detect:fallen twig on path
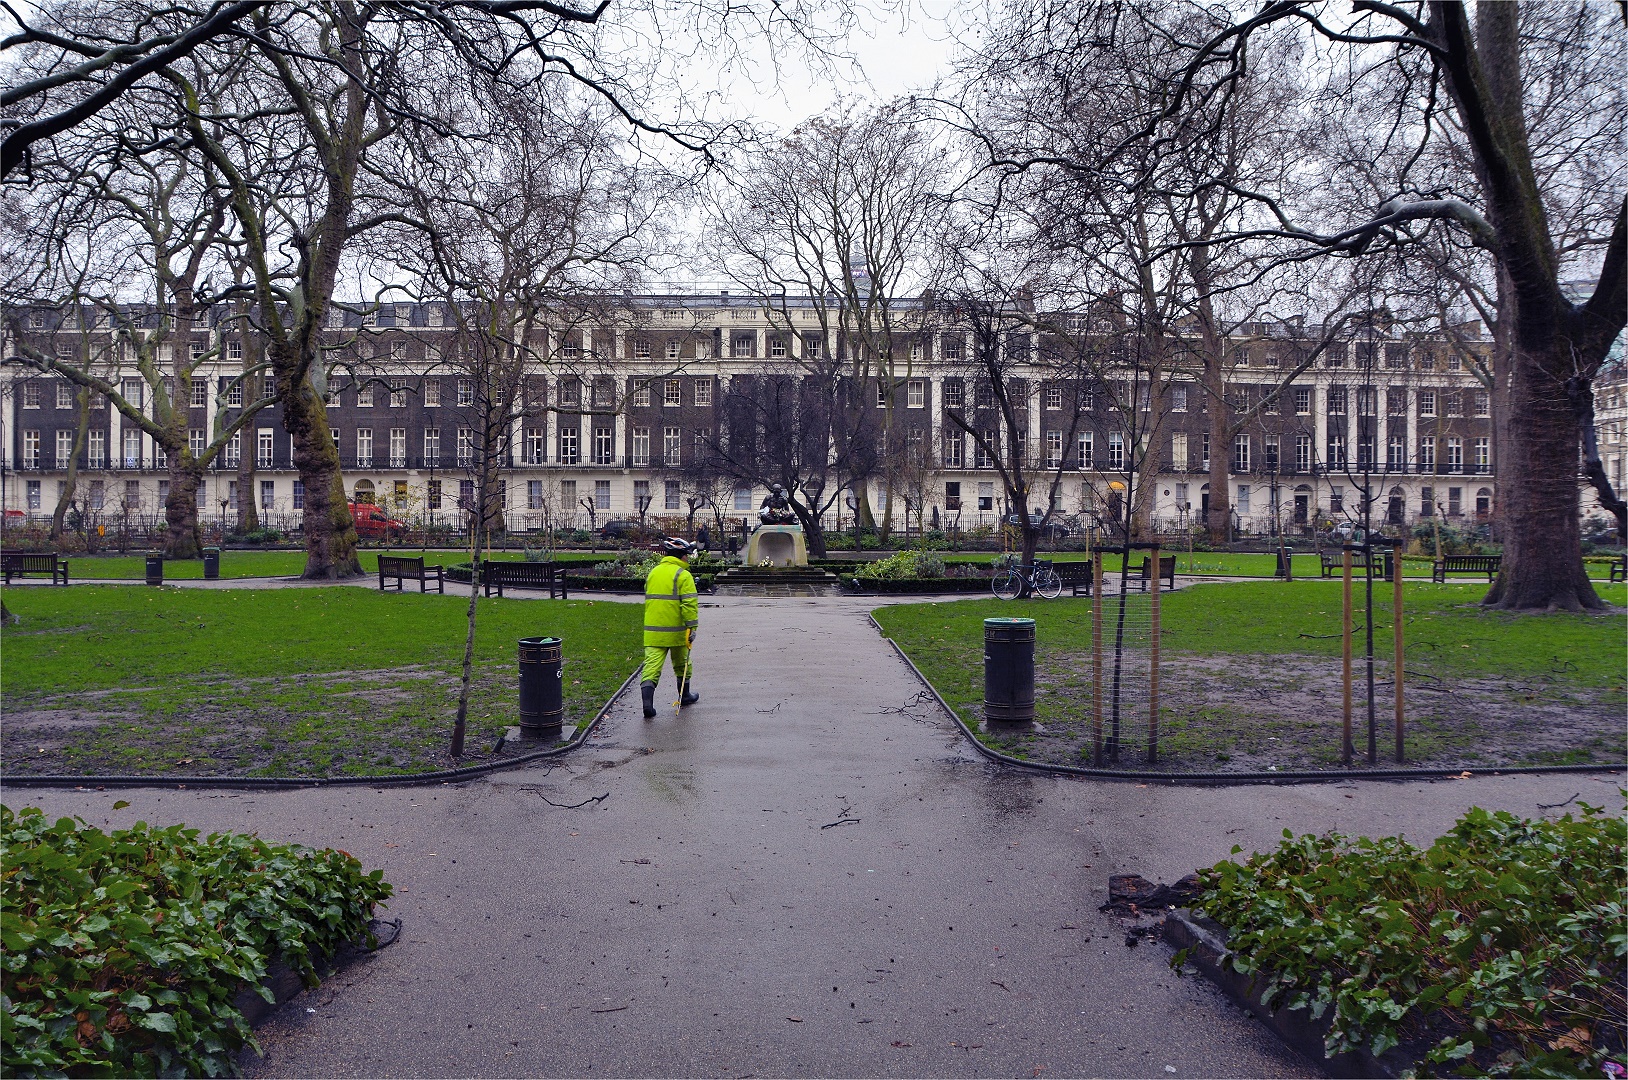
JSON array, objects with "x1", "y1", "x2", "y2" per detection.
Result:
[{"x1": 541, "y1": 792, "x2": 610, "y2": 809}]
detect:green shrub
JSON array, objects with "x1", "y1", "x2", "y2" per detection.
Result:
[
  {"x1": 1186, "y1": 803, "x2": 1626, "y2": 1076},
  {"x1": 856, "y1": 550, "x2": 946, "y2": 580},
  {"x1": 2, "y1": 805, "x2": 392, "y2": 1077}
]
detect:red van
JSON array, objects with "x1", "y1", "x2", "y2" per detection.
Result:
[{"x1": 348, "y1": 502, "x2": 408, "y2": 540}]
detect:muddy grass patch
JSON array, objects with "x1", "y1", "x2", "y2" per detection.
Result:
[{"x1": 968, "y1": 653, "x2": 1626, "y2": 773}]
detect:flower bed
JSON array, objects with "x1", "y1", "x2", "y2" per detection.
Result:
[
  {"x1": 1, "y1": 805, "x2": 391, "y2": 1076},
  {"x1": 1181, "y1": 803, "x2": 1626, "y2": 1076}
]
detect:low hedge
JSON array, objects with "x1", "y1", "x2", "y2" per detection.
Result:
[
  {"x1": 1, "y1": 805, "x2": 392, "y2": 1077},
  {"x1": 841, "y1": 575, "x2": 993, "y2": 594},
  {"x1": 1184, "y1": 803, "x2": 1626, "y2": 1077}
]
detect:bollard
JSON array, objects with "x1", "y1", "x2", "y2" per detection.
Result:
[
  {"x1": 518, "y1": 636, "x2": 564, "y2": 739},
  {"x1": 983, "y1": 617, "x2": 1036, "y2": 725},
  {"x1": 145, "y1": 553, "x2": 163, "y2": 586},
  {"x1": 202, "y1": 548, "x2": 220, "y2": 580}
]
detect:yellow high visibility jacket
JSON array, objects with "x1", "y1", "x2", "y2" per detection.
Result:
[{"x1": 643, "y1": 556, "x2": 699, "y2": 647}]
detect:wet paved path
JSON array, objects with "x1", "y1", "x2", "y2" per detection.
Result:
[{"x1": 13, "y1": 592, "x2": 1620, "y2": 1078}]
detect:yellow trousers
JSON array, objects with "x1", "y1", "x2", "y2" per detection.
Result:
[{"x1": 642, "y1": 645, "x2": 691, "y2": 686}]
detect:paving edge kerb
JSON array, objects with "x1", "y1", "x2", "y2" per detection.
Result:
[
  {"x1": 869, "y1": 613, "x2": 1628, "y2": 787},
  {"x1": 0, "y1": 668, "x2": 641, "y2": 791}
]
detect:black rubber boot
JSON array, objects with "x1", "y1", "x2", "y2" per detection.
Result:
[
  {"x1": 640, "y1": 682, "x2": 658, "y2": 718},
  {"x1": 677, "y1": 678, "x2": 699, "y2": 707}
]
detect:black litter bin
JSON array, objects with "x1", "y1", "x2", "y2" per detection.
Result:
[
  {"x1": 145, "y1": 553, "x2": 164, "y2": 586},
  {"x1": 983, "y1": 617, "x2": 1036, "y2": 723},
  {"x1": 203, "y1": 548, "x2": 221, "y2": 580},
  {"x1": 518, "y1": 636, "x2": 564, "y2": 738}
]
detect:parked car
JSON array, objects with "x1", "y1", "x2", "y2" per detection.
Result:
[
  {"x1": 1003, "y1": 513, "x2": 1071, "y2": 542},
  {"x1": 348, "y1": 502, "x2": 408, "y2": 540}
]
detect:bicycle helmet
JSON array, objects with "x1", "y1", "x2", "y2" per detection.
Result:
[{"x1": 659, "y1": 536, "x2": 697, "y2": 557}]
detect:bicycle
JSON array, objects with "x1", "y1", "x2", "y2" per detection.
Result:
[{"x1": 991, "y1": 559, "x2": 1062, "y2": 600}]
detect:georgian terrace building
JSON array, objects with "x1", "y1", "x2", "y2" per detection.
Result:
[{"x1": 2, "y1": 295, "x2": 1496, "y2": 538}]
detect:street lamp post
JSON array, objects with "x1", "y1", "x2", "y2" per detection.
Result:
[{"x1": 219, "y1": 497, "x2": 229, "y2": 541}]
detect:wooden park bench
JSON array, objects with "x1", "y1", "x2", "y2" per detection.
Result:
[
  {"x1": 1432, "y1": 554, "x2": 1502, "y2": 582},
  {"x1": 1132, "y1": 555, "x2": 1176, "y2": 592},
  {"x1": 1053, "y1": 561, "x2": 1095, "y2": 597},
  {"x1": 1610, "y1": 554, "x2": 1626, "y2": 583},
  {"x1": 1319, "y1": 551, "x2": 1377, "y2": 578},
  {"x1": 2, "y1": 551, "x2": 69, "y2": 585},
  {"x1": 377, "y1": 554, "x2": 444, "y2": 594},
  {"x1": 481, "y1": 561, "x2": 568, "y2": 599}
]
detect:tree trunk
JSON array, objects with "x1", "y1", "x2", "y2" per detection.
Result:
[
  {"x1": 163, "y1": 460, "x2": 206, "y2": 559},
  {"x1": 279, "y1": 368, "x2": 361, "y2": 579},
  {"x1": 1206, "y1": 365, "x2": 1231, "y2": 543},
  {"x1": 1482, "y1": 344, "x2": 1602, "y2": 610},
  {"x1": 50, "y1": 388, "x2": 92, "y2": 542}
]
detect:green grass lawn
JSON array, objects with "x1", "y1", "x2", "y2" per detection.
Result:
[
  {"x1": 0, "y1": 586, "x2": 640, "y2": 777},
  {"x1": 864, "y1": 549, "x2": 1622, "y2": 579},
  {"x1": 62, "y1": 548, "x2": 617, "y2": 579},
  {"x1": 874, "y1": 580, "x2": 1628, "y2": 773}
]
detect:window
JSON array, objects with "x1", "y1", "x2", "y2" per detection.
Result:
[
  {"x1": 25, "y1": 479, "x2": 40, "y2": 509},
  {"x1": 632, "y1": 383, "x2": 651, "y2": 407},
  {"x1": 664, "y1": 426, "x2": 681, "y2": 466},
  {"x1": 633, "y1": 338, "x2": 651, "y2": 360},
  {"x1": 1444, "y1": 391, "x2": 1463, "y2": 417},
  {"x1": 123, "y1": 428, "x2": 142, "y2": 468},
  {"x1": 633, "y1": 479, "x2": 650, "y2": 509},
  {"x1": 1385, "y1": 344, "x2": 1409, "y2": 369},
  {"x1": 632, "y1": 426, "x2": 650, "y2": 466},
  {"x1": 1172, "y1": 432, "x2": 1187, "y2": 470},
  {"x1": 1476, "y1": 487, "x2": 1492, "y2": 517},
  {"x1": 1237, "y1": 484, "x2": 1251, "y2": 515},
  {"x1": 422, "y1": 379, "x2": 440, "y2": 407},
  {"x1": 977, "y1": 431, "x2": 995, "y2": 469},
  {"x1": 734, "y1": 486, "x2": 752, "y2": 511},
  {"x1": 1264, "y1": 433, "x2": 1280, "y2": 471},
  {"x1": 51, "y1": 381, "x2": 72, "y2": 410},
  {"x1": 1419, "y1": 436, "x2": 1435, "y2": 471},
  {"x1": 1388, "y1": 435, "x2": 1406, "y2": 468},
  {"x1": 592, "y1": 381, "x2": 614, "y2": 409},
  {"x1": 528, "y1": 480, "x2": 544, "y2": 510},
  {"x1": 560, "y1": 335, "x2": 579, "y2": 359},
  {"x1": 593, "y1": 426, "x2": 614, "y2": 465},
  {"x1": 1045, "y1": 430, "x2": 1062, "y2": 468},
  {"x1": 665, "y1": 480, "x2": 681, "y2": 511},
  {"x1": 121, "y1": 378, "x2": 144, "y2": 408},
  {"x1": 943, "y1": 432, "x2": 964, "y2": 468},
  {"x1": 769, "y1": 335, "x2": 786, "y2": 358},
  {"x1": 1418, "y1": 390, "x2": 1436, "y2": 417},
  {"x1": 1294, "y1": 387, "x2": 1312, "y2": 415},
  {"x1": 1172, "y1": 385, "x2": 1187, "y2": 413},
  {"x1": 457, "y1": 379, "x2": 474, "y2": 407},
  {"x1": 1448, "y1": 486, "x2": 1462, "y2": 515},
  {"x1": 456, "y1": 427, "x2": 474, "y2": 466},
  {"x1": 802, "y1": 333, "x2": 823, "y2": 359},
  {"x1": 1447, "y1": 352, "x2": 1463, "y2": 372},
  {"x1": 559, "y1": 426, "x2": 579, "y2": 464},
  {"x1": 595, "y1": 480, "x2": 611, "y2": 509},
  {"x1": 943, "y1": 379, "x2": 964, "y2": 408},
  {"x1": 1107, "y1": 432, "x2": 1125, "y2": 471},
  {"x1": 1330, "y1": 485, "x2": 1343, "y2": 513},
  {"x1": 226, "y1": 381, "x2": 242, "y2": 407},
  {"x1": 154, "y1": 445, "x2": 167, "y2": 470},
  {"x1": 389, "y1": 427, "x2": 405, "y2": 468},
  {"x1": 1174, "y1": 482, "x2": 1189, "y2": 509},
  {"x1": 1387, "y1": 388, "x2": 1406, "y2": 416},
  {"x1": 423, "y1": 427, "x2": 441, "y2": 465},
  {"x1": 1357, "y1": 387, "x2": 1376, "y2": 416},
  {"x1": 260, "y1": 480, "x2": 274, "y2": 510},
  {"x1": 22, "y1": 430, "x2": 40, "y2": 468},
  {"x1": 1232, "y1": 434, "x2": 1250, "y2": 472},
  {"x1": 459, "y1": 479, "x2": 474, "y2": 509},
  {"x1": 389, "y1": 380, "x2": 407, "y2": 408},
  {"x1": 1078, "y1": 431, "x2": 1096, "y2": 469},
  {"x1": 1296, "y1": 434, "x2": 1312, "y2": 471},
  {"x1": 325, "y1": 383, "x2": 342, "y2": 408},
  {"x1": 525, "y1": 428, "x2": 545, "y2": 465},
  {"x1": 1045, "y1": 386, "x2": 1062, "y2": 410},
  {"x1": 558, "y1": 379, "x2": 580, "y2": 407},
  {"x1": 1201, "y1": 432, "x2": 1211, "y2": 470},
  {"x1": 731, "y1": 333, "x2": 754, "y2": 358},
  {"x1": 188, "y1": 378, "x2": 207, "y2": 408},
  {"x1": 89, "y1": 479, "x2": 104, "y2": 510},
  {"x1": 291, "y1": 479, "x2": 305, "y2": 509},
  {"x1": 1446, "y1": 436, "x2": 1463, "y2": 471},
  {"x1": 665, "y1": 340, "x2": 681, "y2": 362},
  {"x1": 1473, "y1": 390, "x2": 1490, "y2": 417},
  {"x1": 158, "y1": 479, "x2": 169, "y2": 504},
  {"x1": 227, "y1": 338, "x2": 243, "y2": 362},
  {"x1": 876, "y1": 381, "x2": 889, "y2": 408},
  {"x1": 664, "y1": 379, "x2": 681, "y2": 407},
  {"x1": 908, "y1": 380, "x2": 925, "y2": 409},
  {"x1": 1325, "y1": 343, "x2": 1347, "y2": 367},
  {"x1": 945, "y1": 481, "x2": 961, "y2": 511},
  {"x1": 693, "y1": 379, "x2": 712, "y2": 407},
  {"x1": 1357, "y1": 435, "x2": 1375, "y2": 468},
  {"x1": 978, "y1": 482, "x2": 994, "y2": 511},
  {"x1": 693, "y1": 429, "x2": 710, "y2": 460},
  {"x1": 88, "y1": 430, "x2": 105, "y2": 468},
  {"x1": 1327, "y1": 386, "x2": 1347, "y2": 415},
  {"x1": 1474, "y1": 437, "x2": 1490, "y2": 470},
  {"x1": 258, "y1": 428, "x2": 275, "y2": 468},
  {"x1": 975, "y1": 382, "x2": 994, "y2": 409},
  {"x1": 1328, "y1": 432, "x2": 1346, "y2": 469},
  {"x1": 355, "y1": 428, "x2": 373, "y2": 467},
  {"x1": 52, "y1": 429, "x2": 71, "y2": 468},
  {"x1": 943, "y1": 335, "x2": 962, "y2": 361}
]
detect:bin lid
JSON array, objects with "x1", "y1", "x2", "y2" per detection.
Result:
[
  {"x1": 984, "y1": 617, "x2": 1036, "y2": 628},
  {"x1": 519, "y1": 636, "x2": 562, "y2": 646}
]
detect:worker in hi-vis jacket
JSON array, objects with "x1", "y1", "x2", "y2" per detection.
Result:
[{"x1": 641, "y1": 536, "x2": 700, "y2": 718}]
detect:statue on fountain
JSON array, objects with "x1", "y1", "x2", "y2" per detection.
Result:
[{"x1": 757, "y1": 484, "x2": 798, "y2": 526}]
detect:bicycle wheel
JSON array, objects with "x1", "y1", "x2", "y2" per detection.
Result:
[
  {"x1": 1034, "y1": 566, "x2": 1063, "y2": 599},
  {"x1": 992, "y1": 571, "x2": 1023, "y2": 600}
]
